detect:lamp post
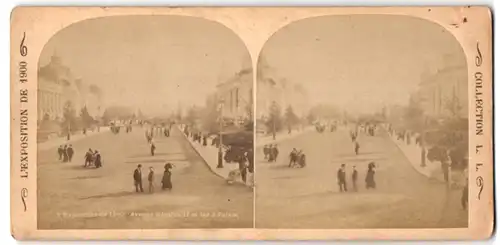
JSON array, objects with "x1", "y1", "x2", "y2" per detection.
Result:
[{"x1": 217, "y1": 99, "x2": 224, "y2": 168}]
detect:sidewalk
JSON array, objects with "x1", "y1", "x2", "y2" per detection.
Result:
[
  {"x1": 256, "y1": 126, "x2": 315, "y2": 148},
  {"x1": 382, "y1": 125, "x2": 447, "y2": 183},
  {"x1": 176, "y1": 126, "x2": 249, "y2": 186},
  {"x1": 38, "y1": 127, "x2": 110, "y2": 151}
]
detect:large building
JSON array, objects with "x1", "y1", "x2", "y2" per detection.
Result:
[
  {"x1": 257, "y1": 75, "x2": 309, "y2": 120},
  {"x1": 38, "y1": 55, "x2": 103, "y2": 122},
  {"x1": 38, "y1": 55, "x2": 81, "y2": 121},
  {"x1": 216, "y1": 68, "x2": 253, "y2": 125},
  {"x1": 416, "y1": 60, "x2": 468, "y2": 119}
]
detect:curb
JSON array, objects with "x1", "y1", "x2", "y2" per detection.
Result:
[
  {"x1": 382, "y1": 128, "x2": 444, "y2": 182},
  {"x1": 175, "y1": 126, "x2": 247, "y2": 186}
]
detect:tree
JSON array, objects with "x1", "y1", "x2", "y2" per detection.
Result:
[
  {"x1": 265, "y1": 101, "x2": 282, "y2": 139},
  {"x1": 284, "y1": 105, "x2": 299, "y2": 133},
  {"x1": 201, "y1": 104, "x2": 219, "y2": 134},
  {"x1": 243, "y1": 104, "x2": 253, "y2": 131},
  {"x1": 80, "y1": 106, "x2": 94, "y2": 129},
  {"x1": 62, "y1": 101, "x2": 77, "y2": 136},
  {"x1": 403, "y1": 95, "x2": 425, "y2": 133},
  {"x1": 185, "y1": 106, "x2": 199, "y2": 127}
]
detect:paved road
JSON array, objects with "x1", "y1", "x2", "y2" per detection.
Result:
[
  {"x1": 255, "y1": 126, "x2": 467, "y2": 229},
  {"x1": 38, "y1": 126, "x2": 253, "y2": 229}
]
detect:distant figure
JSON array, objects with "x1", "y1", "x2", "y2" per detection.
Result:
[
  {"x1": 337, "y1": 164, "x2": 347, "y2": 192},
  {"x1": 365, "y1": 162, "x2": 376, "y2": 189},
  {"x1": 461, "y1": 178, "x2": 468, "y2": 210},
  {"x1": 271, "y1": 144, "x2": 279, "y2": 162},
  {"x1": 67, "y1": 144, "x2": 74, "y2": 162},
  {"x1": 203, "y1": 135, "x2": 207, "y2": 146},
  {"x1": 289, "y1": 148, "x2": 298, "y2": 167},
  {"x1": 84, "y1": 148, "x2": 93, "y2": 167},
  {"x1": 57, "y1": 145, "x2": 64, "y2": 160},
  {"x1": 238, "y1": 156, "x2": 248, "y2": 183},
  {"x1": 441, "y1": 161, "x2": 450, "y2": 183},
  {"x1": 62, "y1": 145, "x2": 69, "y2": 162},
  {"x1": 148, "y1": 167, "x2": 155, "y2": 193},
  {"x1": 94, "y1": 150, "x2": 102, "y2": 168},
  {"x1": 263, "y1": 145, "x2": 270, "y2": 160},
  {"x1": 133, "y1": 164, "x2": 144, "y2": 193},
  {"x1": 297, "y1": 151, "x2": 306, "y2": 168},
  {"x1": 246, "y1": 150, "x2": 254, "y2": 174},
  {"x1": 162, "y1": 163, "x2": 173, "y2": 191},
  {"x1": 150, "y1": 142, "x2": 156, "y2": 156},
  {"x1": 352, "y1": 166, "x2": 358, "y2": 192},
  {"x1": 354, "y1": 141, "x2": 360, "y2": 155}
]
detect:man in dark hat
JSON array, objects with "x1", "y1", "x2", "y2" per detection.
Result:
[
  {"x1": 337, "y1": 164, "x2": 347, "y2": 192},
  {"x1": 133, "y1": 164, "x2": 144, "y2": 193},
  {"x1": 57, "y1": 145, "x2": 64, "y2": 161},
  {"x1": 67, "y1": 144, "x2": 74, "y2": 162}
]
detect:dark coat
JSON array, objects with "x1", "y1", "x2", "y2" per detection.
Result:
[
  {"x1": 134, "y1": 169, "x2": 142, "y2": 182},
  {"x1": 337, "y1": 168, "x2": 346, "y2": 183},
  {"x1": 162, "y1": 171, "x2": 172, "y2": 189}
]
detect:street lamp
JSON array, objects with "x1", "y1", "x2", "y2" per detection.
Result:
[{"x1": 217, "y1": 99, "x2": 224, "y2": 168}]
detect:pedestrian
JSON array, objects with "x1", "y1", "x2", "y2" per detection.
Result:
[
  {"x1": 441, "y1": 161, "x2": 450, "y2": 184},
  {"x1": 57, "y1": 145, "x2": 64, "y2": 160},
  {"x1": 162, "y1": 163, "x2": 173, "y2": 191},
  {"x1": 272, "y1": 144, "x2": 279, "y2": 162},
  {"x1": 133, "y1": 164, "x2": 144, "y2": 193},
  {"x1": 354, "y1": 141, "x2": 360, "y2": 155},
  {"x1": 365, "y1": 162, "x2": 376, "y2": 189},
  {"x1": 148, "y1": 167, "x2": 155, "y2": 193},
  {"x1": 337, "y1": 164, "x2": 348, "y2": 192},
  {"x1": 289, "y1": 148, "x2": 298, "y2": 168},
  {"x1": 352, "y1": 165, "x2": 358, "y2": 192},
  {"x1": 150, "y1": 142, "x2": 156, "y2": 156},
  {"x1": 84, "y1": 148, "x2": 93, "y2": 167},
  {"x1": 67, "y1": 144, "x2": 74, "y2": 162},
  {"x1": 203, "y1": 135, "x2": 207, "y2": 146},
  {"x1": 94, "y1": 150, "x2": 102, "y2": 168},
  {"x1": 461, "y1": 178, "x2": 468, "y2": 210},
  {"x1": 62, "y1": 145, "x2": 69, "y2": 162},
  {"x1": 238, "y1": 156, "x2": 248, "y2": 183},
  {"x1": 263, "y1": 145, "x2": 270, "y2": 160},
  {"x1": 246, "y1": 150, "x2": 254, "y2": 174}
]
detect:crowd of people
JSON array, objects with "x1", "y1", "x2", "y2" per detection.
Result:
[
  {"x1": 133, "y1": 163, "x2": 174, "y2": 193},
  {"x1": 57, "y1": 144, "x2": 74, "y2": 162},
  {"x1": 263, "y1": 144, "x2": 279, "y2": 162},
  {"x1": 84, "y1": 148, "x2": 102, "y2": 168},
  {"x1": 336, "y1": 162, "x2": 376, "y2": 192}
]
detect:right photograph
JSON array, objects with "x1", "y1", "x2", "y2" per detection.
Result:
[{"x1": 255, "y1": 15, "x2": 469, "y2": 229}]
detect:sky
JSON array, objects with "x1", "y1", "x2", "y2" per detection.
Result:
[
  {"x1": 39, "y1": 15, "x2": 251, "y2": 116},
  {"x1": 259, "y1": 15, "x2": 467, "y2": 115}
]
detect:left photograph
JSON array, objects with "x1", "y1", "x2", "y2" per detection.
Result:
[{"x1": 36, "y1": 16, "x2": 254, "y2": 229}]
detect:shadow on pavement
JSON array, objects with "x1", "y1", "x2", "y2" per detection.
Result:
[
  {"x1": 70, "y1": 175, "x2": 103, "y2": 180},
  {"x1": 79, "y1": 191, "x2": 137, "y2": 200},
  {"x1": 127, "y1": 152, "x2": 183, "y2": 158}
]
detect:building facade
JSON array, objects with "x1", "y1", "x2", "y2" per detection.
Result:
[
  {"x1": 257, "y1": 76, "x2": 310, "y2": 120},
  {"x1": 416, "y1": 63, "x2": 468, "y2": 119},
  {"x1": 38, "y1": 55, "x2": 103, "y2": 122},
  {"x1": 216, "y1": 68, "x2": 253, "y2": 125},
  {"x1": 38, "y1": 55, "x2": 82, "y2": 122}
]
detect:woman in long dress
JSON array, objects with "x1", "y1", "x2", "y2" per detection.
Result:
[
  {"x1": 365, "y1": 162, "x2": 376, "y2": 189},
  {"x1": 162, "y1": 163, "x2": 173, "y2": 191}
]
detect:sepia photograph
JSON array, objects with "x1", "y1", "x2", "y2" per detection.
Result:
[
  {"x1": 256, "y1": 15, "x2": 469, "y2": 229},
  {"x1": 36, "y1": 15, "x2": 254, "y2": 229},
  {"x1": 10, "y1": 6, "x2": 493, "y2": 240}
]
